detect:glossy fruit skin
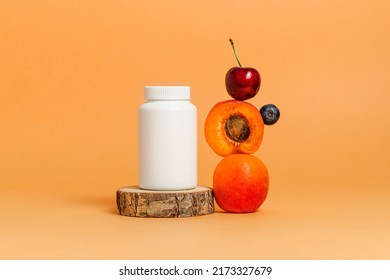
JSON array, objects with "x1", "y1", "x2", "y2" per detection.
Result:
[
  {"x1": 213, "y1": 154, "x2": 269, "y2": 213},
  {"x1": 225, "y1": 67, "x2": 261, "y2": 101},
  {"x1": 204, "y1": 100, "x2": 264, "y2": 157},
  {"x1": 260, "y1": 104, "x2": 280, "y2": 125}
]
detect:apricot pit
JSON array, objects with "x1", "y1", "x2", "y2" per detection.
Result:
[
  {"x1": 225, "y1": 115, "x2": 250, "y2": 143},
  {"x1": 204, "y1": 100, "x2": 264, "y2": 157}
]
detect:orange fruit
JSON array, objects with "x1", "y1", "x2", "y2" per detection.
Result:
[
  {"x1": 213, "y1": 154, "x2": 269, "y2": 213},
  {"x1": 204, "y1": 100, "x2": 264, "y2": 157}
]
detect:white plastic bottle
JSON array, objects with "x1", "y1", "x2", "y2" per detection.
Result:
[{"x1": 138, "y1": 86, "x2": 197, "y2": 191}]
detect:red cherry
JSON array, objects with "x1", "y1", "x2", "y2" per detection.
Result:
[
  {"x1": 226, "y1": 67, "x2": 261, "y2": 101},
  {"x1": 225, "y1": 39, "x2": 261, "y2": 101}
]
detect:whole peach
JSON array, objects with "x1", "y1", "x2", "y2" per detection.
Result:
[{"x1": 213, "y1": 154, "x2": 269, "y2": 213}]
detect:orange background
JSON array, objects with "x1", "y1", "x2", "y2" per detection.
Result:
[{"x1": 1, "y1": 0, "x2": 390, "y2": 259}]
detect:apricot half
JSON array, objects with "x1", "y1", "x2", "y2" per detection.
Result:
[{"x1": 204, "y1": 100, "x2": 264, "y2": 157}]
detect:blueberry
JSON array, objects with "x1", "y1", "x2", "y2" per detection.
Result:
[{"x1": 260, "y1": 104, "x2": 280, "y2": 125}]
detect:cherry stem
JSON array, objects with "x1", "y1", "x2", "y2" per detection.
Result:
[{"x1": 229, "y1": 38, "x2": 242, "y2": 67}]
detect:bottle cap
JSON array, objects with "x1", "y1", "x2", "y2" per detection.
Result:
[{"x1": 144, "y1": 86, "x2": 190, "y2": 100}]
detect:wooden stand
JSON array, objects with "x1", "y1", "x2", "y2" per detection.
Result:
[{"x1": 116, "y1": 186, "x2": 214, "y2": 218}]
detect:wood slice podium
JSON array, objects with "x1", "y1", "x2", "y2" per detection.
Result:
[{"x1": 116, "y1": 186, "x2": 214, "y2": 218}]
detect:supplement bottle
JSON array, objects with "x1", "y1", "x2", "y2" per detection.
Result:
[{"x1": 138, "y1": 86, "x2": 197, "y2": 190}]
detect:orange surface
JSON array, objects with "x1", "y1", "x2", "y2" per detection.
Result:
[{"x1": 1, "y1": 0, "x2": 390, "y2": 259}]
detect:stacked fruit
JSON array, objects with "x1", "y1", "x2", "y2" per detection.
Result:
[{"x1": 204, "y1": 39, "x2": 280, "y2": 213}]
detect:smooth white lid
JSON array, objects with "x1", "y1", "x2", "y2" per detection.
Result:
[{"x1": 144, "y1": 86, "x2": 190, "y2": 100}]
